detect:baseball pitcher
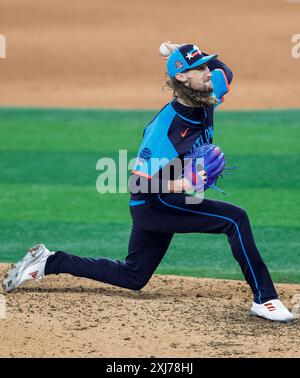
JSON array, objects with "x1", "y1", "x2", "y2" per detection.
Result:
[{"x1": 3, "y1": 42, "x2": 293, "y2": 322}]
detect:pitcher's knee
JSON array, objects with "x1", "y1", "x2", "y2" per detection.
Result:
[
  {"x1": 226, "y1": 204, "x2": 248, "y2": 223},
  {"x1": 223, "y1": 205, "x2": 249, "y2": 235},
  {"x1": 129, "y1": 280, "x2": 149, "y2": 291},
  {"x1": 127, "y1": 274, "x2": 150, "y2": 291},
  {"x1": 235, "y1": 206, "x2": 248, "y2": 221}
]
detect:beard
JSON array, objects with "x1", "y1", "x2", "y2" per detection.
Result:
[
  {"x1": 181, "y1": 84, "x2": 217, "y2": 107},
  {"x1": 201, "y1": 80, "x2": 214, "y2": 94},
  {"x1": 166, "y1": 76, "x2": 219, "y2": 107}
]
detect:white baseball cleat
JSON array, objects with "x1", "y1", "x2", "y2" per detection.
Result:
[
  {"x1": 2, "y1": 244, "x2": 55, "y2": 293},
  {"x1": 251, "y1": 299, "x2": 294, "y2": 322}
]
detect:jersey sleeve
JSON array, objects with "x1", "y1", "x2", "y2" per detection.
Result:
[
  {"x1": 206, "y1": 54, "x2": 233, "y2": 84},
  {"x1": 203, "y1": 53, "x2": 233, "y2": 107},
  {"x1": 211, "y1": 69, "x2": 230, "y2": 107}
]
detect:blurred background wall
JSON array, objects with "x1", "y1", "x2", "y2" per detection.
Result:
[{"x1": 0, "y1": 0, "x2": 299, "y2": 109}]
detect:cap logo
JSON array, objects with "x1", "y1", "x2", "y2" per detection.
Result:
[
  {"x1": 175, "y1": 60, "x2": 183, "y2": 69},
  {"x1": 186, "y1": 46, "x2": 201, "y2": 61}
]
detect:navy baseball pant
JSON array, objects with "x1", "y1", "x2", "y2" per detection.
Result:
[{"x1": 45, "y1": 193, "x2": 278, "y2": 304}]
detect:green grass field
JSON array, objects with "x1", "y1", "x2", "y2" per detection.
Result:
[{"x1": 0, "y1": 107, "x2": 300, "y2": 283}]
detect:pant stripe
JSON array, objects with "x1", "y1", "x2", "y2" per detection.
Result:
[{"x1": 157, "y1": 194, "x2": 262, "y2": 304}]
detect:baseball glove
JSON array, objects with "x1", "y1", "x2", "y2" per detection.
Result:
[{"x1": 183, "y1": 143, "x2": 227, "y2": 193}]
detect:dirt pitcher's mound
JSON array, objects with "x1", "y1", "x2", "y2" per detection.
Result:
[{"x1": 0, "y1": 264, "x2": 299, "y2": 357}]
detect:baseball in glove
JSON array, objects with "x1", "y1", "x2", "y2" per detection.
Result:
[{"x1": 183, "y1": 143, "x2": 231, "y2": 194}]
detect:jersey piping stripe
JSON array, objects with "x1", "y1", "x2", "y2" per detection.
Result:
[
  {"x1": 131, "y1": 170, "x2": 152, "y2": 179},
  {"x1": 169, "y1": 103, "x2": 203, "y2": 125},
  {"x1": 157, "y1": 194, "x2": 262, "y2": 304},
  {"x1": 129, "y1": 200, "x2": 146, "y2": 206},
  {"x1": 173, "y1": 112, "x2": 203, "y2": 125}
]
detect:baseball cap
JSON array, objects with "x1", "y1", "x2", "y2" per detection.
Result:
[{"x1": 167, "y1": 44, "x2": 218, "y2": 78}]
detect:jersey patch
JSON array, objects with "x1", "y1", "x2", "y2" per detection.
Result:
[{"x1": 139, "y1": 147, "x2": 152, "y2": 161}]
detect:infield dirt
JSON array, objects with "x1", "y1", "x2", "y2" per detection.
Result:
[{"x1": 0, "y1": 265, "x2": 299, "y2": 357}]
